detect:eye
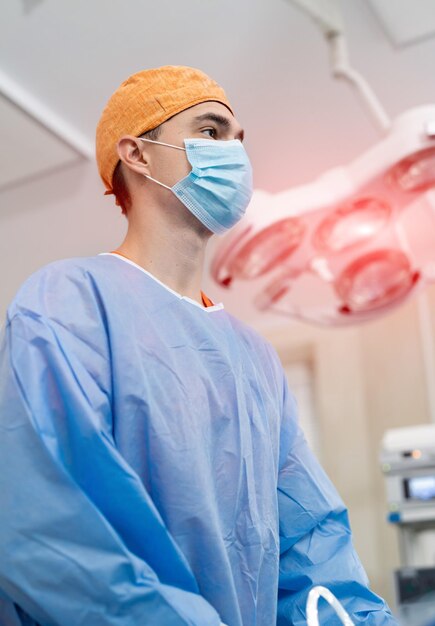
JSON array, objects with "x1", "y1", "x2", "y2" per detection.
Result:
[{"x1": 202, "y1": 127, "x2": 217, "y2": 138}]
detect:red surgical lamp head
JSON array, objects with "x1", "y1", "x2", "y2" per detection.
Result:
[{"x1": 210, "y1": 106, "x2": 435, "y2": 326}]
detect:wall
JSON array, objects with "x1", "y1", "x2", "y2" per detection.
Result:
[
  {"x1": 0, "y1": 161, "x2": 127, "y2": 321},
  {"x1": 262, "y1": 287, "x2": 435, "y2": 608}
]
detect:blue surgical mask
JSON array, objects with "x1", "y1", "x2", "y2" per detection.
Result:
[{"x1": 139, "y1": 137, "x2": 253, "y2": 234}]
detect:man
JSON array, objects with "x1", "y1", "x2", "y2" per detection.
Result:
[{"x1": 0, "y1": 66, "x2": 396, "y2": 626}]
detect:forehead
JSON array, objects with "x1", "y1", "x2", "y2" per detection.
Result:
[{"x1": 168, "y1": 101, "x2": 242, "y2": 133}]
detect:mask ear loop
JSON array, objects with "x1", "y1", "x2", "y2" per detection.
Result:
[
  {"x1": 138, "y1": 137, "x2": 186, "y2": 151},
  {"x1": 138, "y1": 137, "x2": 187, "y2": 190},
  {"x1": 144, "y1": 174, "x2": 172, "y2": 190}
]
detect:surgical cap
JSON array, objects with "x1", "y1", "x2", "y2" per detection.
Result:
[{"x1": 95, "y1": 65, "x2": 234, "y2": 195}]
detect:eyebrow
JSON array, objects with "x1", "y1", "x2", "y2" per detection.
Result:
[{"x1": 192, "y1": 112, "x2": 244, "y2": 141}]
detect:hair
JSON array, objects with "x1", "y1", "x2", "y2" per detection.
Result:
[{"x1": 112, "y1": 124, "x2": 163, "y2": 216}]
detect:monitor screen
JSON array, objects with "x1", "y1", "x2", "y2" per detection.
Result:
[{"x1": 404, "y1": 475, "x2": 435, "y2": 501}]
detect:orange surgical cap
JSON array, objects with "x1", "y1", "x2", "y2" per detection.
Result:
[{"x1": 95, "y1": 65, "x2": 234, "y2": 196}]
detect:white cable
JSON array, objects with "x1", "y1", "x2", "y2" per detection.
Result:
[{"x1": 306, "y1": 586, "x2": 355, "y2": 626}]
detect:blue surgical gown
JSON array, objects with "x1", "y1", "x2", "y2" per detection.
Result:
[{"x1": 0, "y1": 253, "x2": 397, "y2": 626}]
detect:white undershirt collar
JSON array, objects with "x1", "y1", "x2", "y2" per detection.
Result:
[{"x1": 98, "y1": 252, "x2": 224, "y2": 312}]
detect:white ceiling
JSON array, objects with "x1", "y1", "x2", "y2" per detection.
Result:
[
  {"x1": 0, "y1": 92, "x2": 81, "y2": 191},
  {"x1": 1, "y1": 0, "x2": 435, "y2": 327}
]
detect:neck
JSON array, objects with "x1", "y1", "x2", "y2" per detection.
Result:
[{"x1": 114, "y1": 200, "x2": 212, "y2": 305}]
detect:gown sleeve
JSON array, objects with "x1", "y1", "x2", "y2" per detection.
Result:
[
  {"x1": 276, "y1": 372, "x2": 398, "y2": 626},
  {"x1": 0, "y1": 310, "x2": 222, "y2": 626}
]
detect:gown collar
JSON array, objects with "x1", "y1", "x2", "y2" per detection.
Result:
[{"x1": 98, "y1": 252, "x2": 224, "y2": 312}]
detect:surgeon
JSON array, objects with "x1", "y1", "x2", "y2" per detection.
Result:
[{"x1": 0, "y1": 66, "x2": 397, "y2": 626}]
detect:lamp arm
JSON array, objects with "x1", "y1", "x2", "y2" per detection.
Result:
[{"x1": 286, "y1": 0, "x2": 391, "y2": 134}]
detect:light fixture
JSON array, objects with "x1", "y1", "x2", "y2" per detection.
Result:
[
  {"x1": 389, "y1": 147, "x2": 435, "y2": 193},
  {"x1": 210, "y1": 0, "x2": 435, "y2": 326},
  {"x1": 335, "y1": 249, "x2": 419, "y2": 315},
  {"x1": 312, "y1": 198, "x2": 391, "y2": 254}
]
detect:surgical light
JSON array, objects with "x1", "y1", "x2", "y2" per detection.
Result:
[
  {"x1": 336, "y1": 249, "x2": 419, "y2": 315},
  {"x1": 210, "y1": 0, "x2": 435, "y2": 327},
  {"x1": 312, "y1": 198, "x2": 391, "y2": 253},
  {"x1": 228, "y1": 218, "x2": 305, "y2": 280},
  {"x1": 389, "y1": 146, "x2": 435, "y2": 193}
]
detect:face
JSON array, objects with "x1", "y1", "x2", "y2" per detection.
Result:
[{"x1": 117, "y1": 101, "x2": 245, "y2": 192}]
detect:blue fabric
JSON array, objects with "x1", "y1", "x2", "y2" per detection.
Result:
[
  {"x1": 0, "y1": 253, "x2": 397, "y2": 626},
  {"x1": 172, "y1": 138, "x2": 253, "y2": 234}
]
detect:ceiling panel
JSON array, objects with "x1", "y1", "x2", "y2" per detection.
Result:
[
  {"x1": 368, "y1": 0, "x2": 435, "y2": 46},
  {"x1": 0, "y1": 93, "x2": 81, "y2": 193}
]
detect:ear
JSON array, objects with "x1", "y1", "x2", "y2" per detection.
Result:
[{"x1": 116, "y1": 136, "x2": 151, "y2": 177}]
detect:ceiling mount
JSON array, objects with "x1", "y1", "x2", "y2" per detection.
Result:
[{"x1": 21, "y1": 0, "x2": 44, "y2": 14}]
